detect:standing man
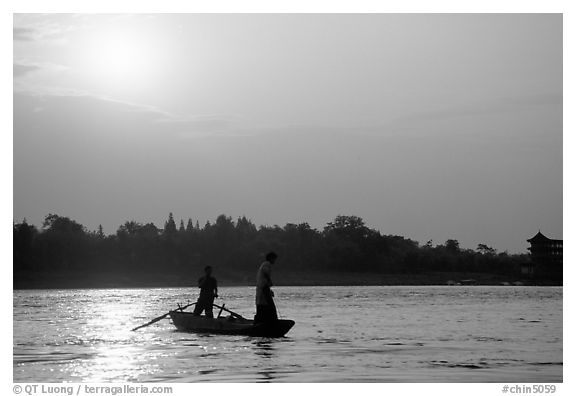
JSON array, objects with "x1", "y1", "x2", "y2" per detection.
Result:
[
  {"x1": 192, "y1": 265, "x2": 218, "y2": 318},
  {"x1": 254, "y1": 252, "x2": 278, "y2": 324}
]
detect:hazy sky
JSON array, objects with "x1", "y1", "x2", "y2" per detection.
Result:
[{"x1": 13, "y1": 13, "x2": 562, "y2": 253}]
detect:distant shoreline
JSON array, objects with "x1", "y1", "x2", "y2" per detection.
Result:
[{"x1": 13, "y1": 270, "x2": 561, "y2": 290}]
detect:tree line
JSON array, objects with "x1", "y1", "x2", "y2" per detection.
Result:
[{"x1": 13, "y1": 213, "x2": 532, "y2": 287}]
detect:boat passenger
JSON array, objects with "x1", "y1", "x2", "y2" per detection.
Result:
[
  {"x1": 254, "y1": 252, "x2": 278, "y2": 324},
  {"x1": 192, "y1": 266, "x2": 218, "y2": 318}
]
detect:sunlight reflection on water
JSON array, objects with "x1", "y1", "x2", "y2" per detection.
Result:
[{"x1": 13, "y1": 286, "x2": 562, "y2": 382}]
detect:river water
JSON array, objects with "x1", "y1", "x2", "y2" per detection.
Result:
[{"x1": 13, "y1": 286, "x2": 562, "y2": 382}]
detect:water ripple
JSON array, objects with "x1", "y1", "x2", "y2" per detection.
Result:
[{"x1": 13, "y1": 286, "x2": 562, "y2": 382}]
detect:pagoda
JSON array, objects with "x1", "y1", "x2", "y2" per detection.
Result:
[{"x1": 525, "y1": 231, "x2": 562, "y2": 281}]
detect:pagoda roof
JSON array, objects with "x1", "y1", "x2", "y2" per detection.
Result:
[{"x1": 527, "y1": 231, "x2": 553, "y2": 243}]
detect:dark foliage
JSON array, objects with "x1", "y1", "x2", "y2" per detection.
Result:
[{"x1": 13, "y1": 213, "x2": 534, "y2": 287}]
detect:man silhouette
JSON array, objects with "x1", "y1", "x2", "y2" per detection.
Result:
[
  {"x1": 254, "y1": 252, "x2": 278, "y2": 324},
  {"x1": 192, "y1": 266, "x2": 218, "y2": 318}
]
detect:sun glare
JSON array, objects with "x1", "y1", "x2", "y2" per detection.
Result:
[{"x1": 80, "y1": 26, "x2": 162, "y2": 90}]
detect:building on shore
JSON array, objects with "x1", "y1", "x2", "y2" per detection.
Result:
[{"x1": 524, "y1": 231, "x2": 562, "y2": 281}]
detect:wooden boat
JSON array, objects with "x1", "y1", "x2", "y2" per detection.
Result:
[{"x1": 169, "y1": 304, "x2": 295, "y2": 337}]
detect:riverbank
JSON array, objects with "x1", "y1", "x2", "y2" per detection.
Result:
[{"x1": 13, "y1": 269, "x2": 559, "y2": 289}]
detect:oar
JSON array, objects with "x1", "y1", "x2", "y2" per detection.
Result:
[
  {"x1": 212, "y1": 303, "x2": 245, "y2": 320},
  {"x1": 131, "y1": 302, "x2": 195, "y2": 331}
]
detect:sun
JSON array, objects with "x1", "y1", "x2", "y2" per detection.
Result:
[
  {"x1": 79, "y1": 25, "x2": 162, "y2": 90},
  {"x1": 94, "y1": 34, "x2": 149, "y2": 77}
]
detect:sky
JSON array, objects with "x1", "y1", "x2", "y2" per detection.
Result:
[{"x1": 13, "y1": 13, "x2": 562, "y2": 253}]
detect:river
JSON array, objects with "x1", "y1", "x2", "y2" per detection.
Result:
[{"x1": 13, "y1": 286, "x2": 562, "y2": 382}]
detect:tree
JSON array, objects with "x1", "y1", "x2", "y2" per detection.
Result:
[
  {"x1": 444, "y1": 239, "x2": 460, "y2": 253},
  {"x1": 323, "y1": 215, "x2": 370, "y2": 240},
  {"x1": 140, "y1": 223, "x2": 160, "y2": 238},
  {"x1": 164, "y1": 212, "x2": 177, "y2": 236},
  {"x1": 477, "y1": 244, "x2": 496, "y2": 255},
  {"x1": 214, "y1": 214, "x2": 235, "y2": 248},
  {"x1": 14, "y1": 211, "x2": 534, "y2": 288},
  {"x1": 14, "y1": 219, "x2": 38, "y2": 270},
  {"x1": 186, "y1": 218, "x2": 194, "y2": 233},
  {"x1": 322, "y1": 215, "x2": 378, "y2": 271},
  {"x1": 39, "y1": 214, "x2": 88, "y2": 269},
  {"x1": 43, "y1": 213, "x2": 85, "y2": 235},
  {"x1": 117, "y1": 221, "x2": 144, "y2": 236}
]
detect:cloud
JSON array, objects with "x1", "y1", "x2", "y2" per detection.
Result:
[
  {"x1": 51, "y1": 92, "x2": 245, "y2": 135},
  {"x1": 17, "y1": 89, "x2": 171, "y2": 122},
  {"x1": 13, "y1": 61, "x2": 70, "y2": 80},
  {"x1": 14, "y1": 89, "x2": 242, "y2": 137},
  {"x1": 13, "y1": 14, "x2": 139, "y2": 44},
  {"x1": 13, "y1": 27, "x2": 37, "y2": 41},
  {"x1": 157, "y1": 113, "x2": 245, "y2": 135},
  {"x1": 13, "y1": 18, "x2": 79, "y2": 44},
  {"x1": 390, "y1": 93, "x2": 562, "y2": 127},
  {"x1": 13, "y1": 63, "x2": 41, "y2": 77}
]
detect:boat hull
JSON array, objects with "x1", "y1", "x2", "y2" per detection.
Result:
[{"x1": 169, "y1": 311, "x2": 295, "y2": 337}]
